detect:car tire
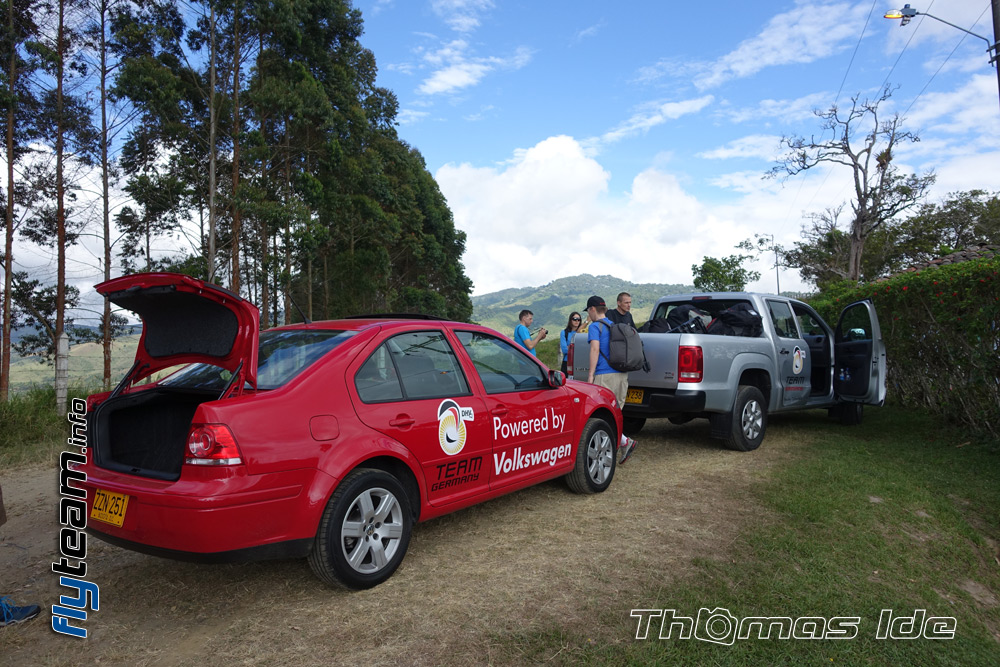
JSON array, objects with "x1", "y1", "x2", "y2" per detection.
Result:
[
  {"x1": 565, "y1": 418, "x2": 616, "y2": 494},
  {"x1": 308, "y1": 468, "x2": 412, "y2": 590},
  {"x1": 622, "y1": 416, "x2": 646, "y2": 436},
  {"x1": 722, "y1": 385, "x2": 766, "y2": 452}
]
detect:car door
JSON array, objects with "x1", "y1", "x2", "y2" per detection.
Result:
[
  {"x1": 765, "y1": 298, "x2": 811, "y2": 409},
  {"x1": 453, "y1": 330, "x2": 575, "y2": 491},
  {"x1": 833, "y1": 300, "x2": 887, "y2": 405},
  {"x1": 351, "y1": 329, "x2": 492, "y2": 507}
]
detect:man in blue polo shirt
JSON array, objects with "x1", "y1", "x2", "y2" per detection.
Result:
[
  {"x1": 514, "y1": 309, "x2": 547, "y2": 356},
  {"x1": 584, "y1": 295, "x2": 637, "y2": 464}
]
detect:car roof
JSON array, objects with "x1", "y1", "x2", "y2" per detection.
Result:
[{"x1": 264, "y1": 316, "x2": 481, "y2": 334}]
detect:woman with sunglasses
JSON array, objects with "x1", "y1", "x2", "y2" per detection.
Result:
[{"x1": 559, "y1": 312, "x2": 583, "y2": 374}]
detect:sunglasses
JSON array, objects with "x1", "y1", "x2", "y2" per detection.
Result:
[{"x1": 571, "y1": 317, "x2": 581, "y2": 321}]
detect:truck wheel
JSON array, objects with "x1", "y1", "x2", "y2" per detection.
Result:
[
  {"x1": 566, "y1": 419, "x2": 616, "y2": 494},
  {"x1": 308, "y1": 468, "x2": 412, "y2": 589},
  {"x1": 622, "y1": 417, "x2": 646, "y2": 436},
  {"x1": 830, "y1": 402, "x2": 863, "y2": 425},
  {"x1": 724, "y1": 385, "x2": 766, "y2": 452}
]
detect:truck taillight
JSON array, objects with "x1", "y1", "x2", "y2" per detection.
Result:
[
  {"x1": 567, "y1": 343, "x2": 575, "y2": 379},
  {"x1": 678, "y1": 346, "x2": 703, "y2": 383},
  {"x1": 185, "y1": 424, "x2": 243, "y2": 465}
]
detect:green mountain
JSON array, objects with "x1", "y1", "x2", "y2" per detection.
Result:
[{"x1": 471, "y1": 274, "x2": 693, "y2": 334}]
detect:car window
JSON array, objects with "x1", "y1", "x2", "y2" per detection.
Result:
[
  {"x1": 793, "y1": 308, "x2": 825, "y2": 336},
  {"x1": 356, "y1": 331, "x2": 470, "y2": 403},
  {"x1": 162, "y1": 329, "x2": 354, "y2": 390},
  {"x1": 766, "y1": 300, "x2": 799, "y2": 339},
  {"x1": 837, "y1": 304, "x2": 873, "y2": 342},
  {"x1": 455, "y1": 330, "x2": 546, "y2": 394}
]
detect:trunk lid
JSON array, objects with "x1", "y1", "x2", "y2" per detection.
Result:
[{"x1": 98, "y1": 272, "x2": 260, "y2": 392}]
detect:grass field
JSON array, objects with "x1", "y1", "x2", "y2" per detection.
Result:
[{"x1": 500, "y1": 406, "x2": 1000, "y2": 664}]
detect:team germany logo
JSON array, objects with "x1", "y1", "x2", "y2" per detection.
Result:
[
  {"x1": 792, "y1": 346, "x2": 807, "y2": 375},
  {"x1": 438, "y1": 399, "x2": 468, "y2": 455}
]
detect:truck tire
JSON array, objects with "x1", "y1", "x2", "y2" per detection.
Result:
[
  {"x1": 622, "y1": 417, "x2": 646, "y2": 436},
  {"x1": 722, "y1": 385, "x2": 766, "y2": 452},
  {"x1": 829, "y1": 402, "x2": 863, "y2": 425}
]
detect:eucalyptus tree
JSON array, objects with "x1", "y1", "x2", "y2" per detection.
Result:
[{"x1": 0, "y1": 0, "x2": 42, "y2": 400}]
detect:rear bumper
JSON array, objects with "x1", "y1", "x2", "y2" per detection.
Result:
[
  {"x1": 80, "y1": 464, "x2": 336, "y2": 556},
  {"x1": 623, "y1": 388, "x2": 706, "y2": 417}
]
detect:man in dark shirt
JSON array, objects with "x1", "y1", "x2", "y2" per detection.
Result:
[{"x1": 606, "y1": 292, "x2": 635, "y2": 328}]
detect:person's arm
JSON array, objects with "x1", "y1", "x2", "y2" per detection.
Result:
[
  {"x1": 526, "y1": 327, "x2": 547, "y2": 350},
  {"x1": 560, "y1": 331, "x2": 569, "y2": 355}
]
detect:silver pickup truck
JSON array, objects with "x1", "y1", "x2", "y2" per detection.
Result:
[{"x1": 568, "y1": 293, "x2": 886, "y2": 451}]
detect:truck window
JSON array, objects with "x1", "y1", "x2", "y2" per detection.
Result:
[{"x1": 766, "y1": 300, "x2": 799, "y2": 339}]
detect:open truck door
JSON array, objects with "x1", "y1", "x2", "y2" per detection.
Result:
[{"x1": 833, "y1": 300, "x2": 886, "y2": 406}]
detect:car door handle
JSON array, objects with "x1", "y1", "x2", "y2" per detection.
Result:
[
  {"x1": 389, "y1": 415, "x2": 415, "y2": 428},
  {"x1": 491, "y1": 406, "x2": 509, "y2": 418},
  {"x1": 779, "y1": 349, "x2": 790, "y2": 355}
]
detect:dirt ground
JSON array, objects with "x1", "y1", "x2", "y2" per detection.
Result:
[{"x1": 0, "y1": 416, "x2": 797, "y2": 666}]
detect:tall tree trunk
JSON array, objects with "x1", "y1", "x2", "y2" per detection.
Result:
[
  {"x1": 55, "y1": 0, "x2": 67, "y2": 411},
  {"x1": 207, "y1": 4, "x2": 218, "y2": 281},
  {"x1": 283, "y1": 124, "x2": 291, "y2": 325},
  {"x1": 1, "y1": 0, "x2": 17, "y2": 401},
  {"x1": 99, "y1": 0, "x2": 112, "y2": 390},
  {"x1": 230, "y1": 7, "x2": 241, "y2": 292}
]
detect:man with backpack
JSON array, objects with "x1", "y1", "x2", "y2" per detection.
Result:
[{"x1": 584, "y1": 295, "x2": 638, "y2": 464}]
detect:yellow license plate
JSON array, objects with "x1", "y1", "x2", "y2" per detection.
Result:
[
  {"x1": 91, "y1": 489, "x2": 130, "y2": 527},
  {"x1": 625, "y1": 388, "x2": 644, "y2": 404}
]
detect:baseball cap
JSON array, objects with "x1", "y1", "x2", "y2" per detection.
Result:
[{"x1": 585, "y1": 295, "x2": 606, "y2": 309}]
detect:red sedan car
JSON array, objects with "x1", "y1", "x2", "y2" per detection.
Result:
[{"x1": 80, "y1": 273, "x2": 622, "y2": 589}]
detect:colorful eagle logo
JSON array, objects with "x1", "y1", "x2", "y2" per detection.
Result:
[{"x1": 437, "y1": 399, "x2": 467, "y2": 455}]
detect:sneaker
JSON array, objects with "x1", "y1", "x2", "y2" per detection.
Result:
[
  {"x1": 618, "y1": 437, "x2": 637, "y2": 465},
  {"x1": 0, "y1": 596, "x2": 41, "y2": 627}
]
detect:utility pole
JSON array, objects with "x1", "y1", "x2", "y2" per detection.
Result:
[{"x1": 992, "y1": 0, "x2": 1000, "y2": 113}]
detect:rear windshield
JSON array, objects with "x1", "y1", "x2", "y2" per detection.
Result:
[{"x1": 162, "y1": 329, "x2": 354, "y2": 391}]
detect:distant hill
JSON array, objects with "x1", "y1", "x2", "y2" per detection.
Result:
[
  {"x1": 471, "y1": 274, "x2": 694, "y2": 334},
  {"x1": 6, "y1": 334, "x2": 143, "y2": 392}
]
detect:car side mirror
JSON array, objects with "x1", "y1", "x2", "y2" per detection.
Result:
[{"x1": 548, "y1": 369, "x2": 566, "y2": 387}]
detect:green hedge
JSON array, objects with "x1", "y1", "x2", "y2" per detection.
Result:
[{"x1": 807, "y1": 257, "x2": 1000, "y2": 439}]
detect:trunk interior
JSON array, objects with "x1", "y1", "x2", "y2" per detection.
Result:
[{"x1": 91, "y1": 387, "x2": 220, "y2": 481}]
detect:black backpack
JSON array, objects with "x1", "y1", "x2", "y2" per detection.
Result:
[
  {"x1": 597, "y1": 321, "x2": 646, "y2": 372},
  {"x1": 665, "y1": 304, "x2": 708, "y2": 334},
  {"x1": 706, "y1": 303, "x2": 763, "y2": 337}
]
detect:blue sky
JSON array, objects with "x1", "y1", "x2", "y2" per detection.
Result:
[{"x1": 356, "y1": 0, "x2": 1000, "y2": 296}]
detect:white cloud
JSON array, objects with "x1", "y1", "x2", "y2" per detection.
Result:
[
  {"x1": 597, "y1": 96, "x2": 714, "y2": 145},
  {"x1": 697, "y1": 134, "x2": 783, "y2": 161},
  {"x1": 722, "y1": 92, "x2": 832, "y2": 124},
  {"x1": 694, "y1": 1, "x2": 869, "y2": 90},
  {"x1": 396, "y1": 108, "x2": 430, "y2": 125},
  {"x1": 418, "y1": 42, "x2": 532, "y2": 95},
  {"x1": 574, "y1": 22, "x2": 604, "y2": 42},
  {"x1": 436, "y1": 135, "x2": 813, "y2": 296},
  {"x1": 431, "y1": 0, "x2": 495, "y2": 33}
]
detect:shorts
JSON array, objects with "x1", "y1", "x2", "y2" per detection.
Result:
[{"x1": 593, "y1": 372, "x2": 628, "y2": 409}]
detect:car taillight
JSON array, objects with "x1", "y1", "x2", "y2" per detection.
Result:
[
  {"x1": 567, "y1": 343, "x2": 575, "y2": 379},
  {"x1": 678, "y1": 345, "x2": 703, "y2": 383},
  {"x1": 185, "y1": 424, "x2": 243, "y2": 465}
]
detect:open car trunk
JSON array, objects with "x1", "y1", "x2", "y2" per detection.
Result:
[
  {"x1": 91, "y1": 387, "x2": 220, "y2": 481},
  {"x1": 89, "y1": 272, "x2": 262, "y2": 481}
]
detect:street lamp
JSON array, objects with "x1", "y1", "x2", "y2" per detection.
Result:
[{"x1": 884, "y1": 3, "x2": 1000, "y2": 111}]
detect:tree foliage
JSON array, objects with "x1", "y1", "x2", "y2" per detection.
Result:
[
  {"x1": 783, "y1": 190, "x2": 1000, "y2": 290},
  {"x1": 771, "y1": 86, "x2": 935, "y2": 282},
  {"x1": 691, "y1": 241, "x2": 761, "y2": 292}
]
